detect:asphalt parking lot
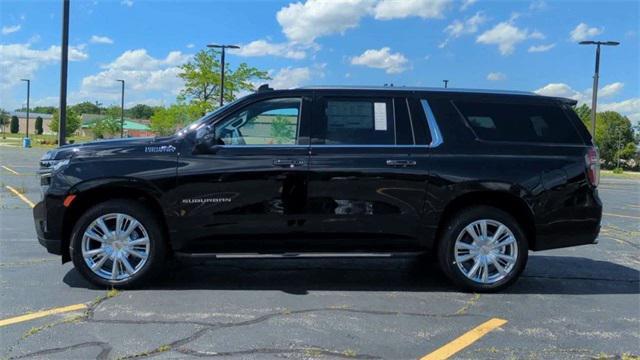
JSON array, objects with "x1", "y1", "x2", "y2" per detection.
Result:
[{"x1": 1, "y1": 146, "x2": 638, "y2": 360}]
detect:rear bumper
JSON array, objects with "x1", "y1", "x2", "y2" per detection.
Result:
[
  {"x1": 532, "y1": 190, "x2": 602, "y2": 251},
  {"x1": 33, "y1": 200, "x2": 63, "y2": 255}
]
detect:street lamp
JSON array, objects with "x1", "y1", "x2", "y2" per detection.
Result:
[
  {"x1": 207, "y1": 44, "x2": 240, "y2": 107},
  {"x1": 20, "y1": 79, "x2": 30, "y2": 145},
  {"x1": 443, "y1": 80, "x2": 449, "y2": 89},
  {"x1": 579, "y1": 40, "x2": 620, "y2": 136},
  {"x1": 116, "y1": 79, "x2": 125, "y2": 138}
]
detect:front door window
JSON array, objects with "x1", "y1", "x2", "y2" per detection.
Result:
[{"x1": 215, "y1": 98, "x2": 301, "y2": 146}]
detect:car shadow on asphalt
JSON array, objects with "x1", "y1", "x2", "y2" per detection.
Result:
[{"x1": 63, "y1": 255, "x2": 639, "y2": 295}]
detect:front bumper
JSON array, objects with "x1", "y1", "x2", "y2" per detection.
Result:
[{"x1": 33, "y1": 200, "x2": 62, "y2": 255}]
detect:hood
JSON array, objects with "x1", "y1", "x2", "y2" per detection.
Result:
[{"x1": 42, "y1": 136, "x2": 178, "y2": 162}]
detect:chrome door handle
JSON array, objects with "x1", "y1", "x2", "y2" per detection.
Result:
[
  {"x1": 273, "y1": 159, "x2": 305, "y2": 168},
  {"x1": 386, "y1": 159, "x2": 416, "y2": 167}
]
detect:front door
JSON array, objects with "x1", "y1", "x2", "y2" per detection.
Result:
[
  {"x1": 305, "y1": 92, "x2": 427, "y2": 251},
  {"x1": 174, "y1": 96, "x2": 311, "y2": 253}
]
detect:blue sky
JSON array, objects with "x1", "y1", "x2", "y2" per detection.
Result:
[{"x1": 1, "y1": 0, "x2": 638, "y2": 123}]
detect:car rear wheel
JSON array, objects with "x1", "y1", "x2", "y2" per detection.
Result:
[
  {"x1": 71, "y1": 199, "x2": 166, "y2": 288},
  {"x1": 438, "y1": 206, "x2": 528, "y2": 292}
]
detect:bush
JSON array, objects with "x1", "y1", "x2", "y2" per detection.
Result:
[
  {"x1": 612, "y1": 167, "x2": 624, "y2": 174},
  {"x1": 10, "y1": 115, "x2": 19, "y2": 133},
  {"x1": 35, "y1": 116, "x2": 43, "y2": 135}
]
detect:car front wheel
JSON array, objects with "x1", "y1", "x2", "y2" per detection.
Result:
[
  {"x1": 70, "y1": 199, "x2": 166, "y2": 288},
  {"x1": 438, "y1": 206, "x2": 528, "y2": 292}
]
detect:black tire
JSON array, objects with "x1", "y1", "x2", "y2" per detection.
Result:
[
  {"x1": 437, "y1": 206, "x2": 528, "y2": 292},
  {"x1": 70, "y1": 199, "x2": 166, "y2": 288}
]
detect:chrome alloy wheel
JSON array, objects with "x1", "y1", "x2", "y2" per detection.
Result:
[
  {"x1": 81, "y1": 213, "x2": 150, "y2": 282},
  {"x1": 453, "y1": 219, "x2": 518, "y2": 284}
]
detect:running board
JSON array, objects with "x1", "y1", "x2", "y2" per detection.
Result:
[{"x1": 174, "y1": 251, "x2": 423, "y2": 259}]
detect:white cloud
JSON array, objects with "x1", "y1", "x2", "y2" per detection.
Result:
[
  {"x1": 350, "y1": 47, "x2": 409, "y2": 74},
  {"x1": 1, "y1": 24, "x2": 21, "y2": 35},
  {"x1": 276, "y1": 0, "x2": 374, "y2": 44},
  {"x1": 186, "y1": 43, "x2": 195, "y2": 49},
  {"x1": 534, "y1": 81, "x2": 625, "y2": 105},
  {"x1": 460, "y1": 0, "x2": 477, "y2": 11},
  {"x1": 487, "y1": 72, "x2": 506, "y2": 81},
  {"x1": 90, "y1": 35, "x2": 114, "y2": 45},
  {"x1": 476, "y1": 21, "x2": 544, "y2": 55},
  {"x1": 598, "y1": 82, "x2": 624, "y2": 98},
  {"x1": 534, "y1": 83, "x2": 585, "y2": 102},
  {"x1": 0, "y1": 43, "x2": 88, "y2": 91},
  {"x1": 373, "y1": 0, "x2": 452, "y2": 20},
  {"x1": 104, "y1": 49, "x2": 190, "y2": 71},
  {"x1": 231, "y1": 40, "x2": 306, "y2": 60},
  {"x1": 121, "y1": 0, "x2": 133, "y2": 7},
  {"x1": 78, "y1": 49, "x2": 191, "y2": 105},
  {"x1": 600, "y1": 98, "x2": 640, "y2": 124},
  {"x1": 440, "y1": 11, "x2": 487, "y2": 47},
  {"x1": 528, "y1": 43, "x2": 555, "y2": 52},
  {"x1": 570, "y1": 22, "x2": 603, "y2": 42},
  {"x1": 529, "y1": 0, "x2": 547, "y2": 11},
  {"x1": 270, "y1": 67, "x2": 313, "y2": 89}
]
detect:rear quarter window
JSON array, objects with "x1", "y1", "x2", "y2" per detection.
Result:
[{"x1": 454, "y1": 100, "x2": 583, "y2": 144}]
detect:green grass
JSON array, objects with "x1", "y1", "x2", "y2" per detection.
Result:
[
  {"x1": 601, "y1": 170, "x2": 640, "y2": 179},
  {"x1": 0, "y1": 133, "x2": 93, "y2": 148}
]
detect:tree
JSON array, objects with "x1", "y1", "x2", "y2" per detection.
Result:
[
  {"x1": 50, "y1": 108, "x2": 82, "y2": 135},
  {"x1": 71, "y1": 101, "x2": 103, "y2": 115},
  {"x1": 574, "y1": 103, "x2": 591, "y2": 124},
  {"x1": 35, "y1": 116, "x2": 43, "y2": 135},
  {"x1": 150, "y1": 102, "x2": 203, "y2": 136},
  {"x1": 10, "y1": 116, "x2": 19, "y2": 133},
  {"x1": 92, "y1": 116, "x2": 122, "y2": 139},
  {"x1": 178, "y1": 48, "x2": 269, "y2": 112},
  {"x1": 270, "y1": 116, "x2": 295, "y2": 144},
  {"x1": 15, "y1": 106, "x2": 56, "y2": 114},
  {"x1": 0, "y1": 109, "x2": 8, "y2": 134},
  {"x1": 593, "y1": 111, "x2": 636, "y2": 166},
  {"x1": 128, "y1": 104, "x2": 156, "y2": 119}
]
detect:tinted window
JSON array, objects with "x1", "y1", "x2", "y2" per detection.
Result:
[
  {"x1": 316, "y1": 98, "x2": 395, "y2": 145},
  {"x1": 454, "y1": 101, "x2": 582, "y2": 144},
  {"x1": 216, "y1": 98, "x2": 300, "y2": 145}
]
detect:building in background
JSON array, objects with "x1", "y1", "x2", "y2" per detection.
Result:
[
  {"x1": 8, "y1": 112, "x2": 54, "y2": 135},
  {"x1": 79, "y1": 114, "x2": 154, "y2": 138}
]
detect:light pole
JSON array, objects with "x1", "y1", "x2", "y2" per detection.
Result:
[
  {"x1": 579, "y1": 40, "x2": 620, "y2": 136},
  {"x1": 443, "y1": 80, "x2": 449, "y2": 88},
  {"x1": 20, "y1": 79, "x2": 30, "y2": 143},
  {"x1": 59, "y1": 0, "x2": 70, "y2": 146},
  {"x1": 207, "y1": 44, "x2": 240, "y2": 107},
  {"x1": 116, "y1": 79, "x2": 125, "y2": 138}
]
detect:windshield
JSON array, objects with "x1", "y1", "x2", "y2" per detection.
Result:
[{"x1": 175, "y1": 98, "x2": 243, "y2": 136}]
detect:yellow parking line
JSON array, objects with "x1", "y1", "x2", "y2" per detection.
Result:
[
  {"x1": 5, "y1": 185, "x2": 36, "y2": 208},
  {"x1": 0, "y1": 303, "x2": 87, "y2": 327},
  {"x1": 1, "y1": 165, "x2": 19, "y2": 175},
  {"x1": 420, "y1": 318, "x2": 507, "y2": 360},
  {"x1": 603, "y1": 212, "x2": 640, "y2": 220}
]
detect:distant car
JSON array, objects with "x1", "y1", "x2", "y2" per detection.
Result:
[{"x1": 34, "y1": 85, "x2": 602, "y2": 292}]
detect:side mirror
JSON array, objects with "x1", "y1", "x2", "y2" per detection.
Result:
[{"x1": 194, "y1": 124, "x2": 216, "y2": 154}]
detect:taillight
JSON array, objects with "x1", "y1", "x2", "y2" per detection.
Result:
[{"x1": 585, "y1": 147, "x2": 600, "y2": 187}]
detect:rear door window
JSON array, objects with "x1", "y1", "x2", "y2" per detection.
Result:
[
  {"x1": 454, "y1": 100, "x2": 583, "y2": 144},
  {"x1": 313, "y1": 97, "x2": 396, "y2": 145}
]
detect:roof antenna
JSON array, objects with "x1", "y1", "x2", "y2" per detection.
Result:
[{"x1": 257, "y1": 84, "x2": 273, "y2": 92}]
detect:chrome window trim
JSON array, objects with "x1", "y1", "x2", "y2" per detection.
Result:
[
  {"x1": 420, "y1": 99, "x2": 444, "y2": 148},
  {"x1": 405, "y1": 98, "x2": 416, "y2": 145},
  {"x1": 216, "y1": 98, "x2": 444, "y2": 149}
]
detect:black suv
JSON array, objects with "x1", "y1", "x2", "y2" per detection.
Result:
[{"x1": 34, "y1": 86, "x2": 602, "y2": 292}]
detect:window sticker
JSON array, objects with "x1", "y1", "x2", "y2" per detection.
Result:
[{"x1": 374, "y1": 102, "x2": 387, "y2": 131}]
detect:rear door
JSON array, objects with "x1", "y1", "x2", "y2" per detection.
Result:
[{"x1": 305, "y1": 91, "x2": 426, "y2": 251}]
